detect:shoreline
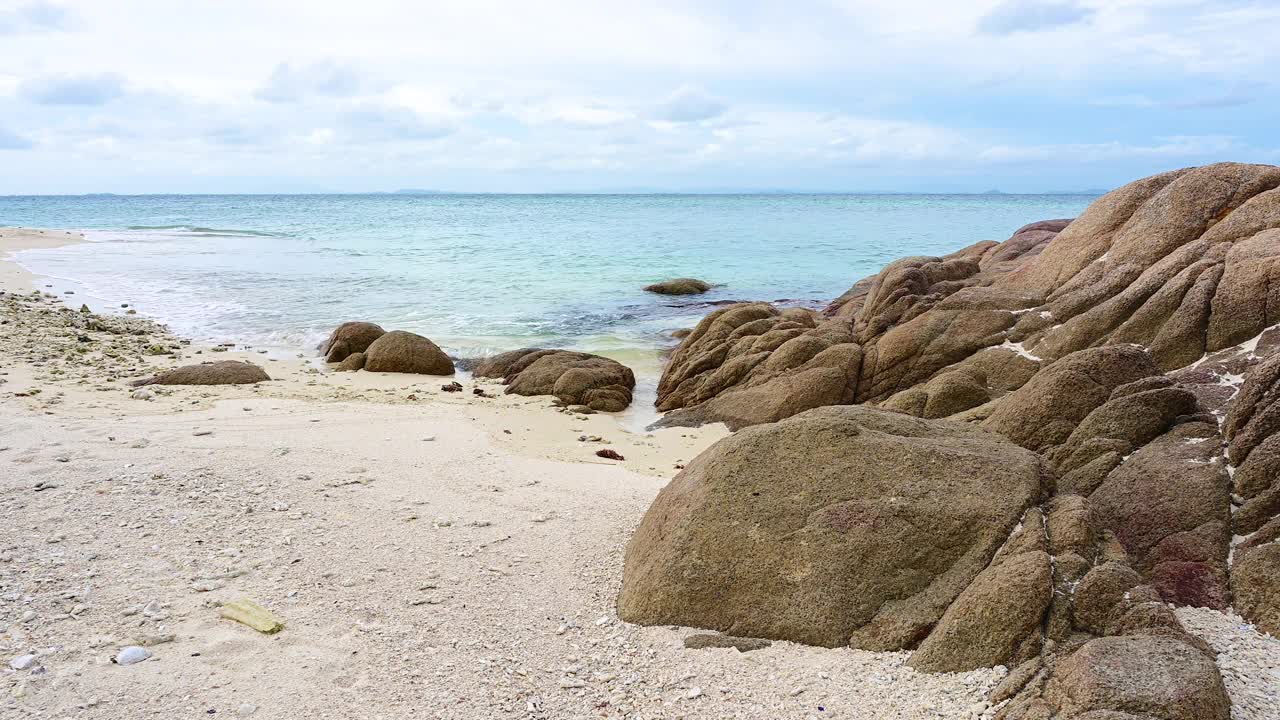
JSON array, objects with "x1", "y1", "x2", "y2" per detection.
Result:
[
  {"x1": 0, "y1": 230, "x2": 756, "y2": 717},
  {"x1": 0, "y1": 227, "x2": 88, "y2": 291},
  {"x1": 0, "y1": 226, "x2": 1016, "y2": 719},
  {"x1": 1, "y1": 225, "x2": 677, "y2": 421},
  {"x1": 0, "y1": 228, "x2": 726, "y2": 476},
  {"x1": 4, "y1": 219, "x2": 1278, "y2": 718},
  {"x1": 1, "y1": 225, "x2": 673, "y2": 432}
]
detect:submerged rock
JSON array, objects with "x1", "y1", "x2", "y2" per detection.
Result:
[
  {"x1": 473, "y1": 348, "x2": 635, "y2": 412},
  {"x1": 644, "y1": 278, "x2": 711, "y2": 295},
  {"x1": 362, "y1": 330, "x2": 454, "y2": 375},
  {"x1": 131, "y1": 360, "x2": 270, "y2": 386}
]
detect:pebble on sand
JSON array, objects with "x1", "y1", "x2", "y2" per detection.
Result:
[
  {"x1": 9, "y1": 654, "x2": 38, "y2": 671},
  {"x1": 114, "y1": 646, "x2": 151, "y2": 665}
]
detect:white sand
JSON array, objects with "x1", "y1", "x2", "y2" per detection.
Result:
[
  {"x1": 0, "y1": 226, "x2": 86, "y2": 288},
  {"x1": 2, "y1": 227, "x2": 1275, "y2": 719}
]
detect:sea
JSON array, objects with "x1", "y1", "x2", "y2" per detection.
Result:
[{"x1": 1, "y1": 193, "x2": 1096, "y2": 384}]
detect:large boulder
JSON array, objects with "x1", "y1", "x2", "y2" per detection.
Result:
[
  {"x1": 644, "y1": 278, "x2": 711, "y2": 295},
  {"x1": 362, "y1": 330, "x2": 454, "y2": 375},
  {"x1": 321, "y1": 321, "x2": 385, "y2": 363},
  {"x1": 472, "y1": 348, "x2": 635, "y2": 412},
  {"x1": 131, "y1": 360, "x2": 269, "y2": 386},
  {"x1": 1043, "y1": 636, "x2": 1230, "y2": 720},
  {"x1": 618, "y1": 406, "x2": 1050, "y2": 651}
]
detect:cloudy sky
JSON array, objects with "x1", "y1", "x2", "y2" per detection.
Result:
[{"x1": 0, "y1": 0, "x2": 1276, "y2": 194}]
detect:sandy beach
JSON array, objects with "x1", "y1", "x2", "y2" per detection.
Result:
[
  {"x1": 4, "y1": 225, "x2": 1280, "y2": 720},
  {"x1": 0, "y1": 229, "x2": 1000, "y2": 719}
]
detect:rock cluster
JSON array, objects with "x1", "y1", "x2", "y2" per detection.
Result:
[
  {"x1": 320, "y1": 324, "x2": 454, "y2": 376},
  {"x1": 654, "y1": 304, "x2": 860, "y2": 429},
  {"x1": 473, "y1": 348, "x2": 636, "y2": 412},
  {"x1": 627, "y1": 162, "x2": 1280, "y2": 719},
  {"x1": 656, "y1": 163, "x2": 1280, "y2": 430}
]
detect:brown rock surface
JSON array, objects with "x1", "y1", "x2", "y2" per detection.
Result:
[
  {"x1": 1088, "y1": 422, "x2": 1230, "y2": 607},
  {"x1": 1043, "y1": 636, "x2": 1229, "y2": 720},
  {"x1": 644, "y1": 278, "x2": 711, "y2": 295},
  {"x1": 1224, "y1": 352, "x2": 1280, "y2": 465},
  {"x1": 654, "y1": 303, "x2": 861, "y2": 428},
  {"x1": 879, "y1": 366, "x2": 990, "y2": 419},
  {"x1": 617, "y1": 405, "x2": 1049, "y2": 649},
  {"x1": 981, "y1": 345, "x2": 1160, "y2": 452},
  {"x1": 908, "y1": 549, "x2": 1052, "y2": 672},
  {"x1": 336, "y1": 352, "x2": 366, "y2": 372},
  {"x1": 321, "y1": 321, "x2": 386, "y2": 363},
  {"x1": 1230, "y1": 543, "x2": 1280, "y2": 636},
  {"x1": 362, "y1": 330, "x2": 454, "y2": 375},
  {"x1": 132, "y1": 360, "x2": 270, "y2": 386}
]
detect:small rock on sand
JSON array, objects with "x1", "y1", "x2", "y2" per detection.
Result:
[
  {"x1": 114, "y1": 646, "x2": 151, "y2": 665},
  {"x1": 9, "y1": 654, "x2": 38, "y2": 671}
]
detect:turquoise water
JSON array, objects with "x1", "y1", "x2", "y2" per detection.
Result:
[{"x1": 2, "y1": 193, "x2": 1095, "y2": 373}]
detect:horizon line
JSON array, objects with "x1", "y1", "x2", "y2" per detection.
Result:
[{"x1": 0, "y1": 189, "x2": 1111, "y2": 199}]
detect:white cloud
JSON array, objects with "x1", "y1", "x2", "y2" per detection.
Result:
[
  {"x1": 340, "y1": 104, "x2": 454, "y2": 142},
  {"x1": 977, "y1": 0, "x2": 1094, "y2": 35},
  {"x1": 0, "y1": 1, "x2": 73, "y2": 34},
  {"x1": 255, "y1": 61, "x2": 365, "y2": 103},
  {"x1": 653, "y1": 85, "x2": 726, "y2": 123},
  {"x1": 0, "y1": 126, "x2": 33, "y2": 149},
  {"x1": 18, "y1": 72, "x2": 125, "y2": 105},
  {"x1": 0, "y1": 0, "x2": 1277, "y2": 192}
]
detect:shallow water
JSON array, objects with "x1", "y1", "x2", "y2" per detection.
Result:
[{"x1": 2, "y1": 193, "x2": 1095, "y2": 376}]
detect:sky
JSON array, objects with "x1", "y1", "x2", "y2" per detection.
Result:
[{"x1": 0, "y1": 0, "x2": 1277, "y2": 194}]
